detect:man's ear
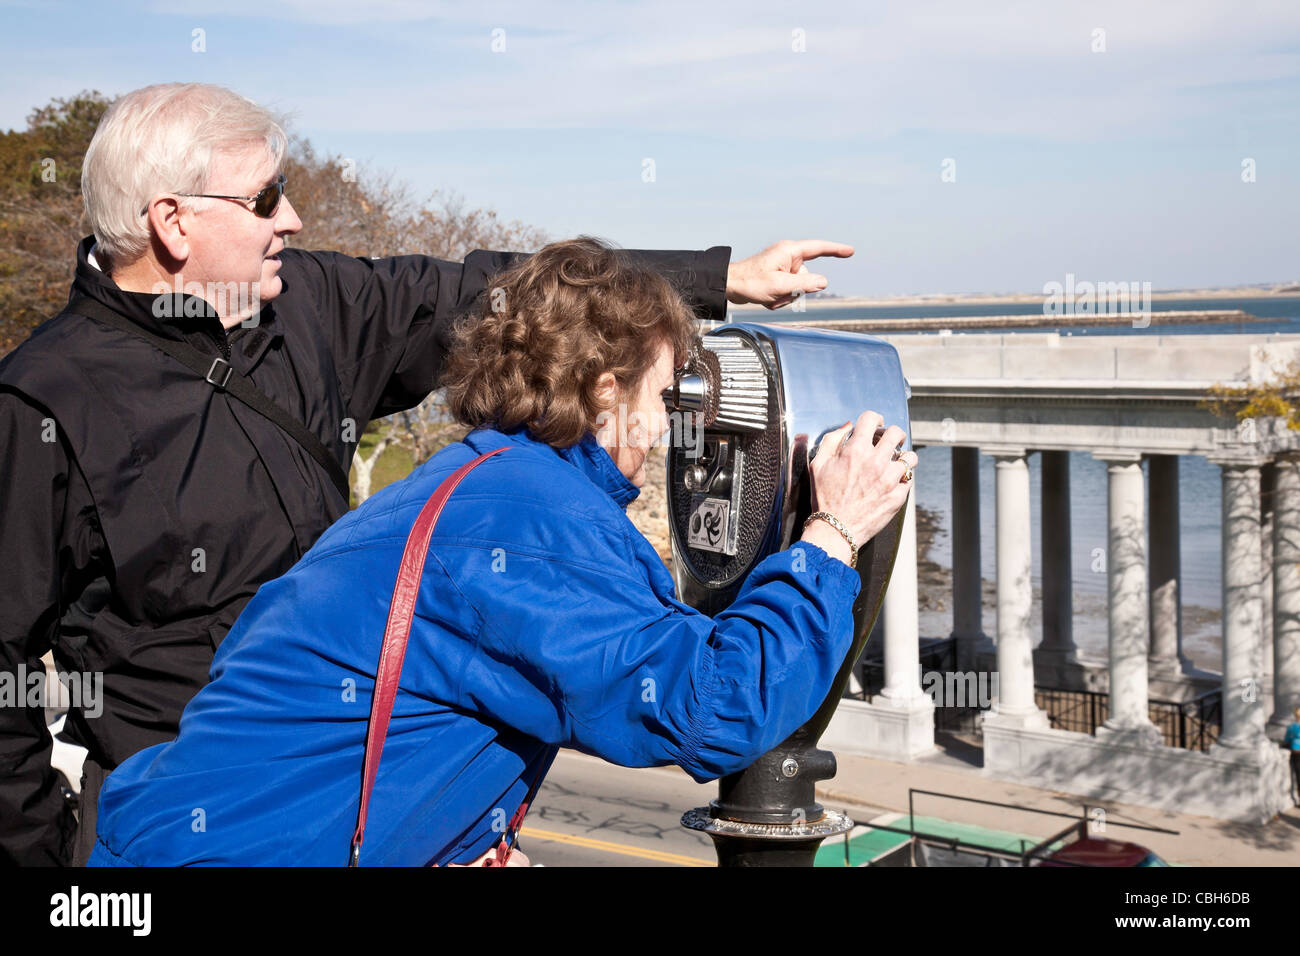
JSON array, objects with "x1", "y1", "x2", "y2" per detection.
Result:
[{"x1": 145, "y1": 196, "x2": 190, "y2": 266}]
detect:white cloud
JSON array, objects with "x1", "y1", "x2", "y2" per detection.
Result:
[{"x1": 198, "y1": 0, "x2": 1298, "y2": 144}]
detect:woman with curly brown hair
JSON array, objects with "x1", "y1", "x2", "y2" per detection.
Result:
[{"x1": 87, "y1": 236, "x2": 915, "y2": 866}]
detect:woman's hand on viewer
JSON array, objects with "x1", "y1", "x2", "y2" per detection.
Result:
[{"x1": 800, "y1": 410, "x2": 916, "y2": 565}]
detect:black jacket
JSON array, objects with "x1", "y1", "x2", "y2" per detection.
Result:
[{"x1": 0, "y1": 235, "x2": 731, "y2": 865}]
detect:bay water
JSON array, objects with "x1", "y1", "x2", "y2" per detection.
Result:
[{"x1": 759, "y1": 294, "x2": 1300, "y2": 671}]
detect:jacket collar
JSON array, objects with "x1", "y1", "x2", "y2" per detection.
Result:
[
  {"x1": 487, "y1": 426, "x2": 641, "y2": 510},
  {"x1": 555, "y1": 429, "x2": 642, "y2": 510},
  {"x1": 69, "y1": 235, "x2": 282, "y2": 368}
]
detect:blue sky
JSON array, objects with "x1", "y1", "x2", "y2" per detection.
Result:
[{"x1": 1, "y1": 0, "x2": 1298, "y2": 296}]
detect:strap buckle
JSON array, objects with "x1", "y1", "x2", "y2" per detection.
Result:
[{"x1": 205, "y1": 357, "x2": 233, "y2": 390}]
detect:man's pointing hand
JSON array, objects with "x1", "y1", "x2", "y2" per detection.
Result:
[{"x1": 725, "y1": 239, "x2": 855, "y2": 310}]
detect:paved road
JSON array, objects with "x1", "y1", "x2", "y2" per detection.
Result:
[
  {"x1": 520, "y1": 750, "x2": 718, "y2": 866},
  {"x1": 519, "y1": 749, "x2": 887, "y2": 867}
]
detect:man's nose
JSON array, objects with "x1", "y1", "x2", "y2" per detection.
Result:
[{"x1": 277, "y1": 195, "x2": 304, "y2": 235}]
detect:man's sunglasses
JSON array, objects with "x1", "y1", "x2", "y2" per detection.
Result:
[{"x1": 139, "y1": 174, "x2": 287, "y2": 219}]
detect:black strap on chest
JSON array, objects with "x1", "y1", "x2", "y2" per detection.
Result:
[{"x1": 69, "y1": 296, "x2": 351, "y2": 503}]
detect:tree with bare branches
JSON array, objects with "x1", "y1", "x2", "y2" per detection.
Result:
[
  {"x1": 0, "y1": 92, "x2": 548, "y2": 353},
  {"x1": 1, "y1": 90, "x2": 553, "y2": 506}
]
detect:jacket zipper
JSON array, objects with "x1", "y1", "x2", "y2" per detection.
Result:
[{"x1": 209, "y1": 326, "x2": 232, "y2": 361}]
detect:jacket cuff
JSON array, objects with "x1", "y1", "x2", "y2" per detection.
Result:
[
  {"x1": 781, "y1": 540, "x2": 862, "y2": 605},
  {"x1": 696, "y1": 245, "x2": 731, "y2": 323}
]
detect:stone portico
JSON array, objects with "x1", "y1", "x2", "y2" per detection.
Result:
[{"x1": 823, "y1": 331, "x2": 1299, "y2": 824}]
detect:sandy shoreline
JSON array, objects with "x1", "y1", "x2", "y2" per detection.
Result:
[{"x1": 728, "y1": 288, "x2": 1300, "y2": 311}]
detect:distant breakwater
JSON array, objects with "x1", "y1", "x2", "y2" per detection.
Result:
[{"x1": 789, "y1": 309, "x2": 1255, "y2": 333}]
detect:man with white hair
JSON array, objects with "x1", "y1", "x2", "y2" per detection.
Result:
[{"x1": 0, "y1": 82, "x2": 853, "y2": 866}]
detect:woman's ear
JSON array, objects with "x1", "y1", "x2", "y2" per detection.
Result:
[
  {"x1": 591, "y1": 370, "x2": 620, "y2": 449},
  {"x1": 592, "y1": 371, "x2": 618, "y2": 412}
]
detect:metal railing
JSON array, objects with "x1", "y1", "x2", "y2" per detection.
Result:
[
  {"x1": 844, "y1": 642, "x2": 1222, "y2": 752},
  {"x1": 836, "y1": 787, "x2": 1181, "y2": 867},
  {"x1": 849, "y1": 639, "x2": 987, "y2": 733},
  {"x1": 1035, "y1": 686, "x2": 1221, "y2": 752}
]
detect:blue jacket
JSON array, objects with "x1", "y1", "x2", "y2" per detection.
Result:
[{"x1": 88, "y1": 425, "x2": 861, "y2": 866}]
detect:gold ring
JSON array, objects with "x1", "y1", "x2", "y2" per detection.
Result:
[{"x1": 901, "y1": 466, "x2": 914, "y2": 483}]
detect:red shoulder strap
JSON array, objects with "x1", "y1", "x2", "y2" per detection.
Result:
[
  {"x1": 482, "y1": 749, "x2": 552, "y2": 866},
  {"x1": 349, "y1": 446, "x2": 508, "y2": 866}
]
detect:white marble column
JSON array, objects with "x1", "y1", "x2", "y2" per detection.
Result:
[
  {"x1": 1147, "y1": 454, "x2": 1189, "y2": 677},
  {"x1": 1209, "y1": 457, "x2": 1269, "y2": 751},
  {"x1": 1094, "y1": 453, "x2": 1162, "y2": 745},
  {"x1": 828, "y1": 477, "x2": 934, "y2": 762},
  {"x1": 982, "y1": 447, "x2": 1047, "y2": 728},
  {"x1": 1271, "y1": 454, "x2": 1300, "y2": 736},
  {"x1": 950, "y1": 446, "x2": 994, "y2": 671},
  {"x1": 1260, "y1": 465, "x2": 1275, "y2": 715},
  {"x1": 1035, "y1": 450, "x2": 1078, "y2": 678},
  {"x1": 882, "y1": 481, "x2": 924, "y2": 702}
]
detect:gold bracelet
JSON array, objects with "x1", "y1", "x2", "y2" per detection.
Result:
[{"x1": 803, "y1": 511, "x2": 857, "y2": 569}]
